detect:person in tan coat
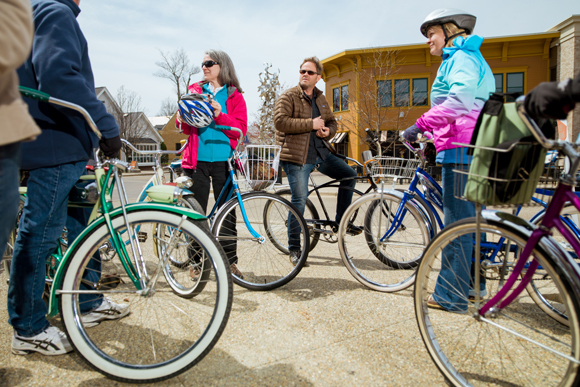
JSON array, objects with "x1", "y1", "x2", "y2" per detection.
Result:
[
  {"x1": 0, "y1": 0, "x2": 41, "y2": 258},
  {"x1": 274, "y1": 56, "x2": 359, "y2": 265}
]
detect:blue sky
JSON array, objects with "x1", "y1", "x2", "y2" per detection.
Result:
[{"x1": 76, "y1": 0, "x2": 580, "y2": 121}]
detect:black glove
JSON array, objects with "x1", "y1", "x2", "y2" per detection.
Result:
[
  {"x1": 401, "y1": 124, "x2": 422, "y2": 142},
  {"x1": 99, "y1": 135, "x2": 122, "y2": 158},
  {"x1": 524, "y1": 79, "x2": 576, "y2": 119}
]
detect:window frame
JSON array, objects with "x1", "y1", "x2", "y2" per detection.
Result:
[
  {"x1": 491, "y1": 67, "x2": 528, "y2": 101},
  {"x1": 332, "y1": 82, "x2": 350, "y2": 112},
  {"x1": 375, "y1": 74, "x2": 431, "y2": 109}
]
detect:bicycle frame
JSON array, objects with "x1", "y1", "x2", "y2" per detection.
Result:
[{"x1": 47, "y1": 160, "x2": 205, "y2": 318}]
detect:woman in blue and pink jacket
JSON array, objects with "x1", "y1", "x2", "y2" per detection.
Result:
[
  {"x1": 402, "y1": 9, "x2": 495, "y2": 313},
  {"x1": 176, "y1": 49, "x2": 247, "y2": 277}
]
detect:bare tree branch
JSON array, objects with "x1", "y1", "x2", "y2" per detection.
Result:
[
  {"x1": 158, "y1": 97, "x2": 178, "y2": 117},
  {"x1": 153, "y1": 48, "x2": 200, "y2": 101},
  {"x1": 112, "y1": 85, "x2": 148, "y2": 151},
  {"x1": 256, "y1": 63, "x2": 283, "y2": 145},
  {"x1": 337, "y1": 49, "x2": 413, "y2": 156}
]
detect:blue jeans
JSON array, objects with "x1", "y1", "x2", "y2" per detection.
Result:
[
  {"x1": 0, "y1": 142, "x2": 21, "y2": 258},
  {"x1": 7, "y1": 162, "x2": 101, "y2": 337},
  {"x1": 433, "y1": 164, "x2": 486, "y2": 312},
  {"x1": 281, "y1": 153, "x2": 357, "y2": 251}
]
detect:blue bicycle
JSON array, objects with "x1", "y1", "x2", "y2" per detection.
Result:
[{"x1": 337, "y1": 133, "x2": 580, "y2": 295}]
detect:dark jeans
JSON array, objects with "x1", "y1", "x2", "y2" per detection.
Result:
[
  {"x1": 183, "y1": 161, "x2": 237, "y2": 265},
  {"x1": 281, "y1": 153, "x2": 357, "y2": 251},
  {"x1": 8, "y1": 162, "x2": 101, "y2": 337},
  {"x1": 0, "y1": 142, "x2": 21, "y2": 258}
]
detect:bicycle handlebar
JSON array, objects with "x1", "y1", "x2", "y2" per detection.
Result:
[
  {"x1": 121, "y1": 138, "x2": 189, "y2": 155},
  {"x1": 19, "y1": 86, "x2": 102, "y2": 140}
]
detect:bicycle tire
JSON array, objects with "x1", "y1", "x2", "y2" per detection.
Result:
[
  {"x1": 338, "y1": 192, "x2": 431, "y2": 292},
  {"x1": 527, "y1": 203, "x2": 580, "y2": 326},
  {"x1": 414, "y1": 217, "x2": 580, "y2": 387},
  {"x1": 159, "y1": 195, "x2": 211, "y2": 298},
  {"x1": 270, "y1": 188, "x2": 320, "y2": 253},
  {"x1": 212, "y1": 192, "x2": 309, "y2": 290},
  {"x1": 59, "y1": 209, "x2": 232, "y2": 383}
]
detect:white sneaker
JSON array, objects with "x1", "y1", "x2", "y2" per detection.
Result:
[
  {"x1": 81, "y1": 297, "x2": 130, "y2": 328},
  {"x1": 12, "y1": 326, "x2": 73, "y2": 356}
]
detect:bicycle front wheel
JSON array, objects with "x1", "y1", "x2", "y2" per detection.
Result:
[
  {"x1": 213, "y1": 192, "x2": 309, "y2": 290},
  {"x1": 338, "y1": 192, "x2": 431, "y2": 292},
  {"x1": 415, "y1": 217, "x2": 580, "y2": 387},
  {"x1": 59, "y1": 209, "x2": 232, "y2": 383}
]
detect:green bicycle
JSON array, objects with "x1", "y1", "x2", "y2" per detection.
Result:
[{"x1": 15, "y1": 87, "x2": 233, "y2": 383}]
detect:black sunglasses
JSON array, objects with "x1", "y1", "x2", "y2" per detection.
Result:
[
  {"x1": 299, "y1": 69, "x2": 318, "y2": 76},
  {"x1": 202, "y1": 60, "x2": 220, "y2": 68}
]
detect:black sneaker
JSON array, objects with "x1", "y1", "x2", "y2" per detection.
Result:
[
  {"x1": 289, "y1": 250, "x2": 309, "y2": 267},
  {"x1": 346, "y1": 223, "x2": 363, "y2": 236}
]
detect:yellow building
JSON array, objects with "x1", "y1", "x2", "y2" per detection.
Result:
[{"x1": 322, "y1": 15, "x2": 580, "y2": 162}]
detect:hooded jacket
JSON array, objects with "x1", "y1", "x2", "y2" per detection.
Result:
[
  {"x1": 178, "y1": 81, "x2": 247, "y2": 170},
  {"x1": 17, "y1": 0, "x2": 119, "y2": 170},
  {"x1": 416, "y1": 35, "x2": 495, "y2": 158}
]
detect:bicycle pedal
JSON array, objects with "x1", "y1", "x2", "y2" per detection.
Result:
[{"x1": 138, "y1": 231, "x2": 148, "y2": 242}]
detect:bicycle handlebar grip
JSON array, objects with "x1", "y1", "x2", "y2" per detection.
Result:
[{"x1": 19, "y1": 86, "x2": 50, "y2": 103}]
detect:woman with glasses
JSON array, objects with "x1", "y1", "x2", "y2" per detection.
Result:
[{"x1": 176, "y1": 49, "x2": 247, "y2": 278}]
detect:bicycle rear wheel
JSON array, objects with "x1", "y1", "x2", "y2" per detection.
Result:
[
  {"x1": 59, "y1": 209, "x2": 232, "y2": 383},
  {"x1": 213, "y1": 192, "x2": 309, "y2": 290},
  {"x1": 338, "y1": 192, "x2": 431, "y2": 292},
  {"x1": 414, "y1": 217, "x2": 580, "y2": 387}
]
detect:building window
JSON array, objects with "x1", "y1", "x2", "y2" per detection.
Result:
[
  {"x1": 506, "y1": 72, "x2": 524, "y2": 101},
  {"x1": 412, "y1": 78, "x2": 428, "y2": 106},
  {"x1": 333, "y1": 84, "x2": 349, "y2": 112},
  {"x1": 377, "y1": 80, "x2": 392, "y2": 107},
  {"x1": 394, "y1": 79, "x2": 410, "y2": 107},
  {"x1": 341, "y1": 85, "x2": 349, "y2": 111},
  {"x1": 493, "y1": 74, "x2": 503, "y2": 94},
  {"x1": 493, "y1": 72, "x2": 524, "y2": 101},
  {"x1": 175, "y1": 143, "x2": 181, "y2": 150},
  {"x1": 378, "y1": 77, "x2": 428, "y2": 108},
  {"x1": 131, "y1": 144, "x2": 157, "y2": 164}
]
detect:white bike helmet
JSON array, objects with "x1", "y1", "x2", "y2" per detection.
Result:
[
  {"x1": 420, "y1": 8, "x2": 476, "y2": 39},
  {"x1": 178, "y1": 93, "x2": 215, "y2": 128}
]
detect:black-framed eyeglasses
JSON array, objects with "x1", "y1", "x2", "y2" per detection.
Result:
[
  {"x1": 299, "y1": 69, "x2": 318, "y2": 76},
  {"x1": 202, "y1": 60, "x2": 220, "y2": 68}
]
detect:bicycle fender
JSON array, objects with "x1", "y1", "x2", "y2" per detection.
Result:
[
  {"x1": 46, "y1": 202, "x2": 207, "y2": 318},
  {"x1": 482, "y1": 210, "x2": 580, "y2": 300}
]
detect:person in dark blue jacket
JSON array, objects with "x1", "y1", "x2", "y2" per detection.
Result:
[{"x1": 8, "y1": 0, "x2": 128, "y2": 356}]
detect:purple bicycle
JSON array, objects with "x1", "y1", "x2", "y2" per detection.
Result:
[{"x1": 414, "y1": 102, "x2": 580, "y2": 386}]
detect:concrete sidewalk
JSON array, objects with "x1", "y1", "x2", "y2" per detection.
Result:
[
  {"x1": 0, "y1": 237, "x2": 447, "y2": 387},
  {"x1": 0, "y1": 170, "x2": 449, "y2": 387}
]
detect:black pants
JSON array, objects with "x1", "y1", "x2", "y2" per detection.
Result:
[{"x1": 183, "y1": 161, "x2": 237, "y2": 265}]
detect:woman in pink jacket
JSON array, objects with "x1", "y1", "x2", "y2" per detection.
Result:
[{"x1": 177, "y1": 49, "x2": 247, "y2": 277}]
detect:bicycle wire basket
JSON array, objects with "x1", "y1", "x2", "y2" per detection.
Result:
[
  {"x1": 370, "y1": 157, "x2": 420, "y2": 184},
  {"x1": 454, "y1": 142, "x2": 560, "y2": 208},
  {"x1": 237, "y1": 145, "x2": 281, "y2": 191}
]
